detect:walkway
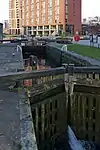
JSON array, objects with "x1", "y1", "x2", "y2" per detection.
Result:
[
  {"x1": 0, "y1": 44, "x2": 23, "y2": 150},
  {"x1": 0, "y1": 90, "x2": 20, "y2": 150}
]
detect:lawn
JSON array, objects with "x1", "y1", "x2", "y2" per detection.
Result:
[{"x1": 67, "y1": 44, "x2": 100, "y2": 59}]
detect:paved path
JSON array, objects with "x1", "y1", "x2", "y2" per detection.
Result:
[
  {"x1": 0, "y1": 44, "x2": 24, "y2": 150},
  {"x1": 0, "y1": 90, "x2": 20, "y2": 150},
  {"x1": 0, "y1": 44, "x2": 23, "y2": 74}
]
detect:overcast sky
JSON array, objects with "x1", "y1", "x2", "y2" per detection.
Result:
[{"x1": 0, "y1": 0, "x2": 100, "y2": 22}]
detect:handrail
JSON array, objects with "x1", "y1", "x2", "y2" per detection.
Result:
[
  {"x1": 0, "y1": 67, "x2": 65, "y2": 81},
  {"x1": 0, "y1": 66, "x2": 100, "y2": 82}
]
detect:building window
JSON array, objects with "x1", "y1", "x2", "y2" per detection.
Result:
[
  {"x1": 31, "y1": 0, "x2": 34, "y2": 3},
  {"x1": 48, "y1": 17, "x2": 52, "y2": 24},
  {"x1": 36, "y1": 2, "x2": 39, "y2": 10},
  {"x1": 55, "y1": 7, "x2": 59, "y2": 15},
  {"x1": 55, "y1": 0, "x2": 59, "y2": 6}
]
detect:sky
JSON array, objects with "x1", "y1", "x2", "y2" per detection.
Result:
[{"x1": 0, "y1": 0, "x2": 100, "y2": 22}]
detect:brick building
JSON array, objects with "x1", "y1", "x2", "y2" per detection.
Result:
[
  {"x1": 9, "y1": 0, "x2": 81, "y2": 36},
  {"x1": 9, "y1": 0, "x2": 22, "y2": 35}
]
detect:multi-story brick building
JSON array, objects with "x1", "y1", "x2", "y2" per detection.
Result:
[
  {"x1": 9, "y1": 0, "x2": 81, "y2": 35},
  {"x1": 9, "y1": 0, "x2": 22, "y2": 35},
  {"x1": 22, "y1": 0, "x2": 81, "y2": 36}
]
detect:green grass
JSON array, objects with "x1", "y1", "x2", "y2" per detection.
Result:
[{"x1": 67, "y1": 44, "x2": 100, "y2": 59}]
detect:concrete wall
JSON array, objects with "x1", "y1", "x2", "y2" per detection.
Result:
[
  {"x1": 22, "y1": 45, "x2": 46, "y2": 59},
  {"x1": 46, "y1": 44, "x2": 90, "y2": 67}
]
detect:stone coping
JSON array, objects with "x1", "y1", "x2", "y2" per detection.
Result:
[{"x1": 19, "y1": 90, "x2": 38, "y2": 150}]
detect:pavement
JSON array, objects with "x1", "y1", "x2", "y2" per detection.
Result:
[
  {"x1": 0, "y1": 90, "x2": 20, "y2": 150},
  {"x1": 0, "y1": 43, "x2": 24, "y2": 150},
  {"x1": 0, "y1": 43, "x2": 24, "y2": 74}
]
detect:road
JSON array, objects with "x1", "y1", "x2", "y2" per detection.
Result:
[{"x1": 0, "y1": 44, "x2": 24, "y2": 150}]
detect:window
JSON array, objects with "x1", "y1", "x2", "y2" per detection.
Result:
[
  {"x1": 55, "y1": 7, "x2": 59, "y2": 15},
  {"x1": 31, "y1": 19, "x2": 34, "y2": 24},
  {"x1": 42, "y1": 1, "x2": 45, "y2": 9},
  {"x1": 36, "y1": 2, "x2": 39, "y2": 10},
  {"x1": 48, "y1": 9, "x2": 52, "y2": 16},
  {"x1": 42, "y1": 17, "x2": 45, "y2": 24},
  {"x1": 48, "y1": 0, "x2": 52, "y2": 7},
  {"x1": 31, "y1": 0, "x2": 34, "y2": 3},
  {"x1": 48, "y1": 17, "x2": 52, "y2": 24},
  {"x1": 31, "y1": 5, "x2": 34, "y2": 10},
  {"x1": 36, "y1": 10, "x2": 39, "y2": 17},
  {"x1": 55, "y1": 0, "x2": 59, "y2": 6},
  {"x1": 55, "y1": 16, "x2": 59, "y2": 23}
]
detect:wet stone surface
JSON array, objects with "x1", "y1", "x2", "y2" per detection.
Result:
[{"x1": 0, "y1": 90, "x2": 21, "y2": 150}]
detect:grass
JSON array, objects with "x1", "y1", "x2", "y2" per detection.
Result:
[{"x1": 67, "y1": 44, "x2": 100, "y2": 59}]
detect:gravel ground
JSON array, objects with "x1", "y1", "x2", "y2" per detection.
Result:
[{"x1": 0, "y1": 89, "x2": 21, "y2": 150}]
